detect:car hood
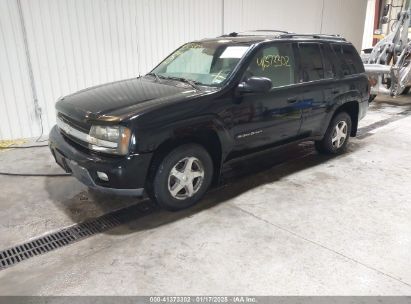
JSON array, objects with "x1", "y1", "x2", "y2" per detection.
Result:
[{"x1": 56, "y1": 77, "x2": 209, "y2": 123}]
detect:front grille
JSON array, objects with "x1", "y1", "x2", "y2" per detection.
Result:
[
  {"x1": 62, "y1": 130, "x2": 89, "y2": 150},
  {"x1": 57, "y1": 113, "x2": 90, "y2": 133},
  {"x1": 62, "y1": 134, "x2": 92, "y2": 154},
  {"x1": 57, "y1": 112, "x2": 90, "y2": 149}
]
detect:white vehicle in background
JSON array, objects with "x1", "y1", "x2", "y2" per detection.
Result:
[{"x1": 362, "y1": 0, "x2": 411, "y2": 101}]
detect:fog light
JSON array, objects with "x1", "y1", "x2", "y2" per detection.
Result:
[{"x1": 97, "y1": 171, "x2": 109, "y2": 181}]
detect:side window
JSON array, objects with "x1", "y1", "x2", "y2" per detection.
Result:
[
  {"x1": 331, "y1": 43, "x2": 364, "y2": 76},
  {"x1": 298, "y1": 43, "x2": 324, "y2": 82},
  {"x1": 321, "y1": 44, "x2": 337, "y2": 79},
  {"x1": 342, "y1": 44, "x2": 365, "y2": 74},
  {"x1": 331, "y1": 44, "x2": 350, "y2": 76},
  {"x1": 243, "y1": 43, "x2": 296, "y2": 88}
]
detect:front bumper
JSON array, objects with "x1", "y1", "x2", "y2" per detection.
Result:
[{"x1": 49, "y1": 125, "x2": 153, "y2": 196}]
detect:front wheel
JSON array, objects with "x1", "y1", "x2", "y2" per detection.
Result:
[
  {"x1": 148, "y1": 144, "x2": 214, "y2": 211},
  {"x1": 315, "y1": 112, "x2": 352, "y2": 155}
]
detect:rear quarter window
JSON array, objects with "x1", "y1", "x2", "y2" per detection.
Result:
[{"x1": 331, "y1": 43, "x2": 365, "y2": 76}]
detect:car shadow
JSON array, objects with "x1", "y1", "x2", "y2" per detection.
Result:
[{"x1": 45, "y1": 140, "x2": 357, "y2": 237}]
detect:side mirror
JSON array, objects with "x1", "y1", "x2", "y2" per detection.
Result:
[
  {"x1": 237, "y1": 76, "x2": 272, "y2": 93},
  {"x1": 382, "y1": 4, "x2": 390, "y2": 17}
]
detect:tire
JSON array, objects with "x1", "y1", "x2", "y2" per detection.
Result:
[
  {"x1": 402, "y1": 87, "x2": 411, "y2": 95},
  {"x1": 148, "y1": 144, "x2": 213, "y2": 211},
  {"x1": 315, "y1": 112, "x2": 352, "y2": 155}
]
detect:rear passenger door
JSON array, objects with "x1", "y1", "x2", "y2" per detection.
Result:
[{"x1": 296, "y1": 43, "x2": 331, "y2": 137}]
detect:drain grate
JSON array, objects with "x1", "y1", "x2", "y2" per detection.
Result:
[{"x1": 0, "y1": 200, "x2": 157, "y2": 271}]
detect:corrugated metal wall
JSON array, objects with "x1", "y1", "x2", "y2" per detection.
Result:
[
  {"x1": 223, "y1": 0, "x2": 368, "y2": 50},
  {"x1": 223, "y1": 0, "x2": 324, "y2": 35},
  {"x1": 0, "y1": 0, "x2": 37, "y2": 139},
  {"x1": 0, "y1": 0, "x2": 368, "y2": 140}
]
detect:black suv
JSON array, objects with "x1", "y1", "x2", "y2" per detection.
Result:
[{"x1": 49, "y1": 31, "x2": 369, "y2": 210}]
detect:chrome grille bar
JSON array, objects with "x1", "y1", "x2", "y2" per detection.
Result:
[{"x1": 56, "y1": 116, "x2": 117, "y2": 149}]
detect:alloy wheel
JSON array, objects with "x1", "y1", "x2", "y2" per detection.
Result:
[
  {"x1": 167, "y1": 156, "x2": 205, "y2": 200},
  {"x1": 331, "y1": 120, "x2": 348, "y2": 149}
]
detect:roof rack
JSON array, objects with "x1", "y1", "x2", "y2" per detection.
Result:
[
  {"x1": 279, "y1": 33, "x2": 346, "y2": 41},
  {"x1": 219, "y1": 31, "x2": 346, "y2": 41},
  {"x1": 220, "y1": 30, "x2": 289, "y2": 37},
  {"x1": 245, "y1": 29, "x2": 290, "y2": 34}
]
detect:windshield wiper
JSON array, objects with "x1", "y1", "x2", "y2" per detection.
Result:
[
  {"x1": 161, "y1": 76, "x2": 201, "y2": 90},
  {"x1": 146, "y1": 72, "x2": 162, "y2": 83}
]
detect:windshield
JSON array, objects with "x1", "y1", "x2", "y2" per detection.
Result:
[{"x1": 151, "y1": 41, "x2": 250, "y2": 86}]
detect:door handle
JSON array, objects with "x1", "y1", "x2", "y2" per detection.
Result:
[{"x1": 287, "y1": 97, "x2": 298, "y2": 103}]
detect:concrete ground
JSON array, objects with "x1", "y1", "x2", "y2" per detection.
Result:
[{"x1": 0, "y1": 95, "x2": 410, "y2": 295}]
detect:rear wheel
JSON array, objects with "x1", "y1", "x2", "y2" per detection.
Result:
[
  {"x1": 148, "y1": 144, "x2": 213, "y2": 211},
  {"x1": 315, "y1": 112, "x2": 352, "y2": 155}
]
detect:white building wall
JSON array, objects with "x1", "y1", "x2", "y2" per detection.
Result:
[
  {"x1": 322, "y1": 0, "x2": 368, "y2": 50},
  {"x1": 0, "y1": 0, "x2": 368, "y2": 140},
  {"x1": 223, "y1": 0, "x2": 324, "y2": 37},
  {"x1": 223, "y1": 0, "x2": 368, "y2": 49},
  {"x1": 362, "y1": 0, "x2": 376, "y2": 50},
  {"x1": 0, "y1": 0, "x2": 38, "y2": 139}
]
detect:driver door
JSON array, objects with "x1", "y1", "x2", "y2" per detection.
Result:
[{"x1": 231, "y1": 42, "x2": 303, "y2": 151}]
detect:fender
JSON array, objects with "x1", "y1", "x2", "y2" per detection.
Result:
[
  {"x1": 135, "y1": 114, "x2": 234, "y2": 186},
  {"x1": 136, "y1": 113, "x2": 233, "y2": 161},
  {"x1": 319, "y1": 89, "x2": 362, "y2": 137}
]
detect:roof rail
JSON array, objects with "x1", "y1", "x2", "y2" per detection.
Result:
[
  {"x1": 219, "y1": 31, "x2": 346, "y2": 41},
  {"x1": 279, "y1": 33, "x2": 346, "y2": 41},
  {"x1": 220, "y1": 30, "x2": 289, "y2": 37},
  {"x1": 244, "y1": 29, "x2": 290, "y2": 34}
]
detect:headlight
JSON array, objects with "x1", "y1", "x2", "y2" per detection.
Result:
[{"x1": 89, "y1": 125, "x2": 131, "y2": 155}]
